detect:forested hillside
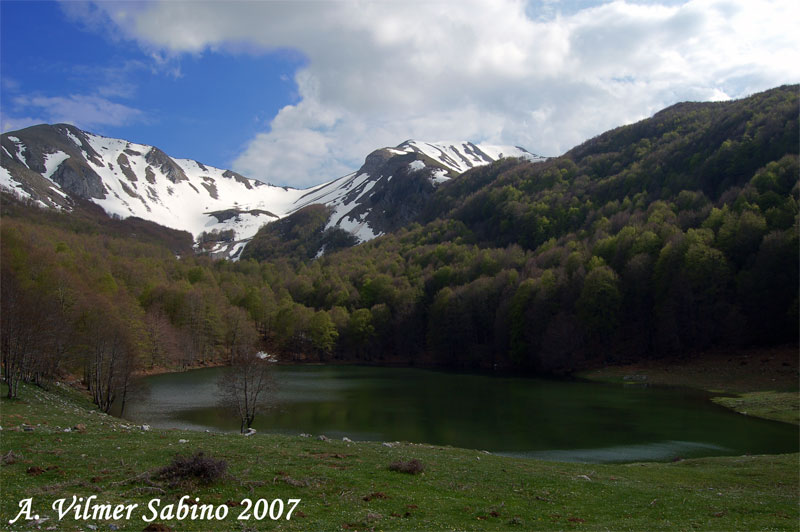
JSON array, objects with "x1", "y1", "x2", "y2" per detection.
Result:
[
  {"x1": 2, "y1": 85, "x2": 797, "y2": 399},
  {"x1": 241, "y1": 204, "x2": 359, "y2": 262}
]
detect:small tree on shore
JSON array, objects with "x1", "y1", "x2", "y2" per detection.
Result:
[{"x1": 217, "y1": 352, "x2": 275, "y2": 433}]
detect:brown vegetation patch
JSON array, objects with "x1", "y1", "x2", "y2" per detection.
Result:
[
  {"x1": 156, "y1": 451, "x2": 227, "y2": 487},
  {"x1": 2, "y1": 451, "x2": 21, "y2": 465},
  {"x1": 310, "y1": 452, "x2": 348, "y2": 459},
  {"x1": 389, "y1": 459, "x2": 424, "y2": 475},
  {"x1": 363, "y1": 492, "x2": 389, "y2": 501},
  {"x1": 583, "y1": 345, "x2": 799, "y2": 394},
  {"x1": 142, "y1": 524, "x2": 173, "y2": 532}
]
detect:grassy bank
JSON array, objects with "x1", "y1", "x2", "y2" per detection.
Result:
[
  {"x1": 1, "y1": 381, "x2": 798, "y2": 531},
  {"x1": 579, "y1": 344, "x2": 800, "y2": 425}
]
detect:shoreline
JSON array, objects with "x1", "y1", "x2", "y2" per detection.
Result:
[
  {"x1": 134, "y1": 344, "x2": 799, "y2": 425},
  {"x1": 577, "y1": 344, "x2": 799, "y2": 425},
  {"x1": 1, "y1": 379, "x2": 797, "y2": 531},
  {"x1": 134, "y1": 359, "x2": 229, "y2": 377}
]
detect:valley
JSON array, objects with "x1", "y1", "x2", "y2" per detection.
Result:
[
  {"x1": 1, "y1": 84, "x2": 798, "y2": 531},
  {"x1": 2, "y1": 1, "x2": 798, "y2": 529}
]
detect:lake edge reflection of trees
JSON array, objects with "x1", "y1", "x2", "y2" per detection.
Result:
[
  {"x1": 1, "y1": 85, "x2": 797, "y2": 404},
  {"x1": 217, "y1": 352, "x2": 275, "y2": 433}
]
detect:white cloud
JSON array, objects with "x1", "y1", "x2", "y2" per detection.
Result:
[
  {"x1": 2, "y1": 78, "x2": 22, "y2": 92},
  {"x1": 2, "y1": 50, "x2": 151, "y2": 134},
  {"x1": 1, "y1": 114, "x2": 45, "y2": 134},
  {"x1": 92, "y1": 0, "x2": 799, "y2": 187},
  {"x1": 9, "y1": 94, "x2": 144, "y2": 130}
]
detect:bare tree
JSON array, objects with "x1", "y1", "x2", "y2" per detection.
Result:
[
  {"x1": 0, "y1": 265, "x2": 58, "y2": 398},
  {"x1": 1, "y1": 269, "x2": 38, "y2": 398},
  {"x1": 144, "y1": 307, "x2": 181, "y2": 369},
  {"x1": 217, "y1": 351, "x2": 275, "y2": 433},
  {"x1": 77, "y1": 295, "x2": 141, "y2": 413}
]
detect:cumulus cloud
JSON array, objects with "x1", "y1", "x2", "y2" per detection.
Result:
[{"x1": 93, "y1": 0, "x2": 799, "y2": 187}]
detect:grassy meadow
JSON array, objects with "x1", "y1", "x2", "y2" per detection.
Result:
[{"x1": 1, "y1": 375, "x2": 798, "y2": 531}]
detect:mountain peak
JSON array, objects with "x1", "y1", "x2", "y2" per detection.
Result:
[
  {"x1": 395, "y1": 139, "x2": 544, "y2": 174},
  {"x1": 2, "y1": 126, "x2": 544, "y2": 260}
]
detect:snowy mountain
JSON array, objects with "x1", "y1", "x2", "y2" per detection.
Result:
[
  {"x1": 1, "y1": 124, "x2": 544, "y2": 258},
  {"x1": 289, "y1": 141, "x2": 543, "y2": 248},
  {"x1": 396, "y1": 140, "x2": 540, "y2": 173}
]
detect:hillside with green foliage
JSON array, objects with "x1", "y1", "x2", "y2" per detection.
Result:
[
  {"x1": 241, "y1": 204, "x2": 359, "y2": 263},
  {"x1": 233, "y1": 84, "x2": 798, "y2": 371},
  {"x1": 2, "y1": 85, "x2": 797, "y2": 397}
]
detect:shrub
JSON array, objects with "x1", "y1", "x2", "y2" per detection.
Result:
[
  {"x1": 157, "y1": 451, "x2": 227, "y2": 486},
  {"x1": 388, "y1": 459, "x2": 424, "y2": 475}
]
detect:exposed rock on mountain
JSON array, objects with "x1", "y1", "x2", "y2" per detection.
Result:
[{"x1": 1, "y1": 124, "x2": 543, "y2": 258}]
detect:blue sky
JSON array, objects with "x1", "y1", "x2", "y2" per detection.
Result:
[
  {"x1": 2, "y1": 0, "x2": 798, "y2": 188},
  {"x1": 1, "y1": 1, "x2": 305, "y2": 170}
]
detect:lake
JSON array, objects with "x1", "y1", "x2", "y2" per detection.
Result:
[{"x1": 121, "y1": 365, "x2": 798, "y2": 463}]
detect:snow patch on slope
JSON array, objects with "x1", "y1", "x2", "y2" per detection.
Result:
[
  {"x1": 398, "y1": 140, "x2": 542, "y2": 174},
  {"x1": 430, "y1": 168, "x2": 450, "y2": 184},
  {"x1": 290, "y1": 171, "x2": 383, "y2": 243},
  {"x1": 0, "y1": 165, "x2": 32, "y2": 200},
  {"x1": 77, "y1": 132, "x2": 309, "y2": 240},
  {"x1": 408, "y1": 160, "x2": 426, "y2": 172},
  {"x1": 43, "y1": 151, "x2": 70, "y2": 179},
  {"x1": 2, "y1": 128, "x2": 545, "y2": 258},
  {"x1": 6, "y1": 136, "x2": 28, "y2": 168}
]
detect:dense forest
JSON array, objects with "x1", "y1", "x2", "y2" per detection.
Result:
[{"x1": 2, "y1": 85, "x2": 797, "y2": 405}]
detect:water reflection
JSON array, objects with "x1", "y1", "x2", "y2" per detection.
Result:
[{"x1": 121, "y1": 365, "x2": 798, "y2": 463}]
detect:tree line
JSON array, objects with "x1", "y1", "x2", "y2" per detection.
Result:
[{"x1": 1, "y1": 85, "x2": 797, "y2": 404}]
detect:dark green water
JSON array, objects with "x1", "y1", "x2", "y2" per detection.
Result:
[{"x1": 122, "y1": 365, "x2": 798, "y2": 463}]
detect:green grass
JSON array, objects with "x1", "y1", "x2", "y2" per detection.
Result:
[
  {"x1": 1, "y1": 382, "x2": 798, "y2": 531},
  {"x1": 712, "y1": 392, "x2": 800, "y2": 425}
]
